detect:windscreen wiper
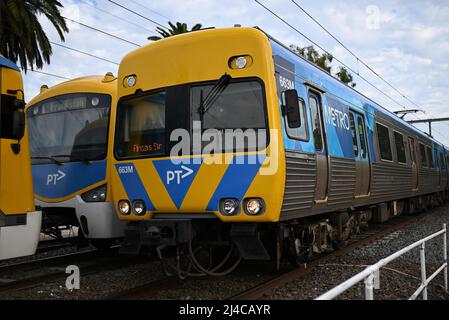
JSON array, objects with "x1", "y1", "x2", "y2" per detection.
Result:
[
  {"x1": 198, "y1": 74, "x2": 232, "y2": 119},
  {"x1": 31, "y1": 156, "x2": 63, "y2": 166},
  {"x1": 52, "y1": 154, "x2": 93, "y2": 165}
]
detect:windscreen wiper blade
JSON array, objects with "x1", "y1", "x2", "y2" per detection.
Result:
[
  {"x1": 52, "y1": 154, "x2": 93, "y2": 164},
  {"x1": 198, "y1": 74, "x2": 232, "y2": 117},
  {"x1": 31, "y1": 156, "x2": 63, "y2": 166}
]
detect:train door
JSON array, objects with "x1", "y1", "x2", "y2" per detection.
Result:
[
  {"x1": 308, "y1": 91, "x2": 328, "y2": 202},
  {"x1": 408, "y1": 137, "x2": 419, "y2": 191},
  {"x1": 349, "y1": 111, "x2": 370, "y2": 197}
]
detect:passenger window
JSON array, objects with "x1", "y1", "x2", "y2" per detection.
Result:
[
  {"x1": 349, "y1": 113, "x2": 358, "y2": 157},
  {"x1": 357, "y1": 116, "x2": 367, "y2": 158},
  {"x1": 285, "y1": 98, "x2": 309, "y2": 141},
  {"x1": 394, "y1": 132, "x2": 406, "y2": 164},
  {"x1": 427, "y1": 147, "x2": 434, "y2": 168},
  {"x1": 419, "y1": 144, "x2": 428, "y2": 168},
  {"x1": 309, "y1": 94, "x2": 323, "y2": 152},
  {"x1": 376, "y1": 123, "x2": 392, "y2": 161}
]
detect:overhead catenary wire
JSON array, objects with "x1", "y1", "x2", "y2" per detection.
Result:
[
  {"x1": 106, "y1": 0, "x2": 168, "y2": 29},
  {"x1": 289, "y1": 0, "x2": 427, "y2": 114},
  {"x1": 26, "y1": 69, "x2": 70, "y2": 80},
  {"x1": 254, "y1": 1, "x2": 449, "y2": 143},
  {"x1": 49, "y1": 41, "x2": 119, "y2": 65},
  {"x1": 287, "y1": 0, "x2": 449, "y2": 136},
  {"x1": 253, "y1": 0, "x2": 409, "y2": 112},
  {"x1": 78, "y1": 0, "x2": 157, "y2": 34},
  {"x1": 127, "y1": 0, "x2": 173, "y2": 22},
  {"x1": 62, "y1": 16, "x2": 141, "y2": 47}
]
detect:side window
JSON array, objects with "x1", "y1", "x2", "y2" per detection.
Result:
[
  {"x1": 309, "y1": 94, "x2": 323, "y2": 152},
  {"x1": 284, "y1": 98, "x2": 309, "y2": 141},
  {"x1": 357, "y1": 116, "x2": 367, "y2": 158},
  {"x1": 376, "y1": 123, "x2": 392, "y2": 161},
  {"x1": 349, "y1": 113, "x2": 358, "y2": 157},
  {"x1": 394, "y1": 131, "x2": 406, "y2": 164},
  {"x1": 420, "y1": 143, "x2": 428, "y2": 168},
  {"x1": 427, "y1": 147, "x2": 434, "y2": 168}
]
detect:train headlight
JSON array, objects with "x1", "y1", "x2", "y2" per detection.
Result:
[
  {"x1": 124, "y1": 75, "x2": 137, "y2": 88},
  {"x1": 219, "y1": 198, "x2": 240, "y2": 216},
  {"x1": 132, "y1": 200, "x2": 146, "y2": 216},
  {"x1": 81, "y1": 184, "x2": 107, "y2": 202},
  {"x1": 118, "y1": 200, "x2": 131, "y2": 215},
  {"x1": 243, "y1": 198, "x2": 265, "y2": 216}
]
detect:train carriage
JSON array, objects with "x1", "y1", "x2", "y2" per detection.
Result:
[
  {"x1": 110, "y1": 27, "x2": 448, "y2": 274},
  {"x1": 26, "y1": 74, "x2": 125, "y2": 248},
  {"x1": 0, "y1": 55, "x2": 41, "y2": 260}
]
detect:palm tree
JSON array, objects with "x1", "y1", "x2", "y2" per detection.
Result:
[
  {"x1": 148, "y1": 21, "x2": 202, "y2": 41},
  {"x1": 0, "y1": 0, "x2": 69, "y2": 71}
]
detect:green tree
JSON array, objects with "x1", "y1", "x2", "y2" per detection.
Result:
[
  {"x1": 290, "y1": 45, "x2": 333, "y2": 73},
  {"x1": 336, "y1": 67, "x2": 356, "y2": 88},
  {"x1": 290, "y1": 44, "x2": 356, "y2": 87},
  {"x1": 148, "y1": 21, "x2": 202, "y2": 41},
  {"x1": 0, "y1": 0, "x2": 69, "y2": 71}
]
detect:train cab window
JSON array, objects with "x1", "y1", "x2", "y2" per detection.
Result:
[
  {"x1": 309, "y1": 94, "x2": 323, "y2": 152},
  {"x1": 115, "y1": 90, "x2": 166, "y2": 158},
  {"x1": 376, "y1": 123, "x2": 392, "y2": 161},
  {"x1": 427, "y1": 147, "x2": 434, "y2": 168},
  {"x1": 357, "y1": 116, "x2": 367, "y2": 158},
  {"x1": 349, "y1": 113, "x2": 358, "y2": 156},
  {"x1": 394, "y1": 132, "x2": 406, "y2": 164},
  {"x1": 419, "y1": 143, "x2": 428, "y2": 168},
  {"x1": 284, "y1": 97, "x2": 309, "y2": 141}
]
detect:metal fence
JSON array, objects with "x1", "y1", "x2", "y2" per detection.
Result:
[{"x1": 316, "y1": 224, "x2": 448, "y2": 300}]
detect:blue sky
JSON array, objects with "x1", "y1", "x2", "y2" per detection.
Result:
[{"x1": 23, "y1": 0, "x2": 449, "y2": 145}]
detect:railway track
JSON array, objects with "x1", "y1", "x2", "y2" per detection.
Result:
[
  {"x1": 230, "y1": 214, "x2": 421, "y2": 300},
  {"x1": 102, "y1": 214, "x2": 422, "y2": 300},
  {"x1": 0, "y1": 248, "x2": 141, "y2": 294}
]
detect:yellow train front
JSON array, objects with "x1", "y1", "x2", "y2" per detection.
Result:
[
  {"x1": 0, "y1": 56, "x2": 41, "y2": 260},
  {"x1": 26, "y1": 74, "x2": 125, "y2": 248},
  {"x1": 111, "y1": 27, "x2": 449, "y2": 275},
  {"x1": 112, "y1": 28, "x2": 284, "y2": 273}
]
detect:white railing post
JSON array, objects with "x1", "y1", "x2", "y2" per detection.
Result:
[
  {"x1": 444, "y1": 223, "x2": 448, "y2": 293},
  {"x1": 420, "y1": 242, "x2": 428, "y2": 300},
  {"x1": 364, "y1": 273, "x2": 375, "y2": 300}
]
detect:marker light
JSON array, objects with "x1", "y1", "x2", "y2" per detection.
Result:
[
  {"x1": 118, "y1": 200, "x2": 131, "y2": 215},
  {"x1": 124, "y1": 75, "x2": 137, "y2": 88},
  {"x1": 132, "y1": 200, "x2": 146, "y2": 216},
  {"x1": 243, "y1": 198, "x2": 265, "y2": 216},
  {"x1": 235, "y1": 56, "x2": 247, "y2": 69},
  {"x1": 229, "y1": 55, "x2": 253, "y2": 70},
  {"x1": 219, "y1": 199, "x2": 240, "y2": 216}
]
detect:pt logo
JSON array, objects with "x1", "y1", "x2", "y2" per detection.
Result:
[
  {"x1": 47, "y1": 170, "x2": 66, "y2": 185},
  {"x1": 166, "y1": 165, "x2": 194, "y2": 185}
]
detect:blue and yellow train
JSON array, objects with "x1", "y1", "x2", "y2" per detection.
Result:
[
  {"x1": 110, "y1": 27, "x2": 449, "y2": 275},
  {"x1": 0, "y1": 55, "x2": 41, "y2": 260},
  {"x1": 26, "y1": 74, "x2": 125, "y2": 248}
]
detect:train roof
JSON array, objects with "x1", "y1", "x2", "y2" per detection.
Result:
[
  {"x1": 0, "y1": 55, "x2": 20, "y2": 72},
  {"x1": 26, "y1": 74, "x2": 117, "y2": 108}
]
